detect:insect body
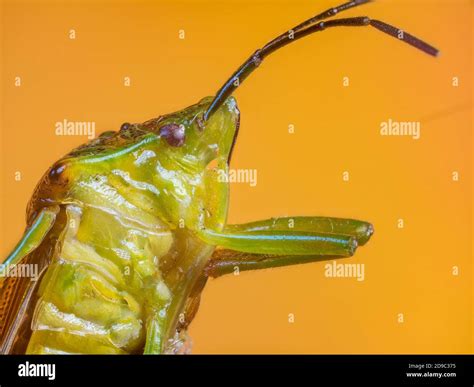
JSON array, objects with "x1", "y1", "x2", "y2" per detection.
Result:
[{"x1": 0, "y1": 1, "x2": 438, "y2": 354}]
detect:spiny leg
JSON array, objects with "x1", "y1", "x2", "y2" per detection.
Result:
[
  {"x1": 204, "y1": 1, "x2": 439, "y2": 121},
  {"x1": 200, "y1": 216, "x2": 374, "y2": 278}
]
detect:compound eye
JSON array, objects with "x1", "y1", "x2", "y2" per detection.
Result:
[
  {"x1": 120, "y1": 122, "x2": 131, "y2": 131},
  {"x1": 159, "y1": 123, "x2": 185, "y2": 147}
]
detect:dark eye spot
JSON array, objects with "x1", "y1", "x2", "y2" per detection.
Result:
[
  {"x1": 120, "y1": 122, "x2": 131, "y2": 131},
  {"x1": 159, "y1": 123, "x2": 185, "y2": 147},
  {"x1": 49, "y1": 163, "x2": 67, "y2": 181}
]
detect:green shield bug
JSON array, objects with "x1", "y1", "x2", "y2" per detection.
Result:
[{"x1": 0, "y1": 0, "x2": 438, "y2": 354}]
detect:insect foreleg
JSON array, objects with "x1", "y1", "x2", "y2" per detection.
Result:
[
  {"x1": 202, "y1": 216, "x2": 374, "y2": 278},
  {"x1": 144, "y1": 314, "x2": 165, "y2": 354},
  {"x1": 199, "y1": 229, "x2": 356, "y2": 257},
  {"x1": 3, "y1": 206, "x2": 59, "y2": 267},
  {"x1": 204, "y1": 250, "x2": 345, "y2": 278},
  {"x1": 1, "y1": 206, "x2": 60, "y2": 353},
  {"x1": 224, "y1": 217, "x2": 373, "y2": 246}
]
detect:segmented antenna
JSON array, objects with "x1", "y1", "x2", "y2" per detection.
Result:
[{"x1": 204, "y1": 0, "x2": 439, "y2": 121}]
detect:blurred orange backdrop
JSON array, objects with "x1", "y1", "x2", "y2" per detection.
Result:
[{"x1": 1, "y1": 0, "x2": 472, "y2": 353}]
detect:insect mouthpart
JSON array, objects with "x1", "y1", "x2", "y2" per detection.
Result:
[
  {"x1": 159, "y1": 123, "x2": 186, "y2": 147},
  {"x1": 195, "y1": 115, "x2": 206, "y2": 132}
]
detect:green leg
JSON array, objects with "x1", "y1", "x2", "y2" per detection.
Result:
[
  {"x1": 3, "y1": 206, "x2": 59, "y2": 266},
  {"x1": 200, "y1": 216, "x2": 374, "y2": 278},
  {"x1": 144, "y1": 313, "x2": 165, "y2": 354},
  {"x1": 199, "y1": 229, "x2": 357, "y2": 256},
  {"x1": 224, "y1": 216, "x2": 374, "y2": 246}
]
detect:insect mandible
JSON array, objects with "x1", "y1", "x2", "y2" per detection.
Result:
[{"x1": 0, "y1": 0, "x2": 438, "y2": 354}]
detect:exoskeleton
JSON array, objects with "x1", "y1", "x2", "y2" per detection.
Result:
[{"x1": 0, "y1": 0, "x2": 437, "y2": 354}]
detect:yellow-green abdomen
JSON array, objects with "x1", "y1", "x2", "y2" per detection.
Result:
[{"x1": 27, "y1": 203, "x2": 174, "y2": 354}]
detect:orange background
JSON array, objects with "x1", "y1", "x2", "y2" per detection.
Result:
[{"x1": 1, "y1": 0, "x2": 472, "y2": 353}]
